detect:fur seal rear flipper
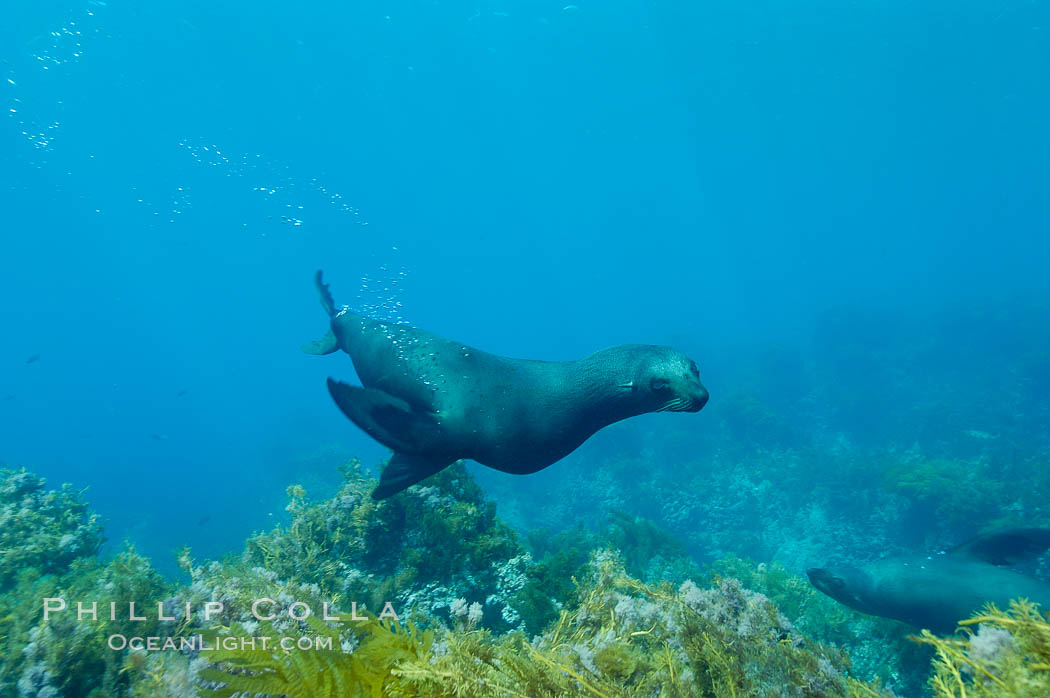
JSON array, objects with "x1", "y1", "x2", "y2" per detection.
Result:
[
  {"x1": 808, "y1": 528, "x2": 1050, "y2": 632},
  {"x1": 302, "y1": 332, "x2": 338, "y2": 355},
  {"x1": 304, "y1": 271, "x2": 709, "y2": 500}
]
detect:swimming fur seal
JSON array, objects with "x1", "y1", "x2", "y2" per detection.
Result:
[
  {"x1": 807, "y1": 528, "x2": 1050, "y2": 633},
  {"x1": 303, "y1": 271, "x2": 709, "y2": 500}
]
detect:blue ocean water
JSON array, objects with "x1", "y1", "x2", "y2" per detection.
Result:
[{"x1": 2, "y1": 0, "x2": 1048, "y2": 607}]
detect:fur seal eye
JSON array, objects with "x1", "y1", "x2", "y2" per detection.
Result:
[
  {"x1": 689, "y1": 361, "x2": 700, "y2": 378},
  {"x1": 650, "y1": 378, "x2": 670, "y2": 392}
]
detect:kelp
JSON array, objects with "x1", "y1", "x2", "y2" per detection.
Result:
[
  {"x1": 199, "y1": 616, "x2": 433, "y2": 698},
  {"x1": 915, "y1": 599, "x2": 1050, "y2": 697}
]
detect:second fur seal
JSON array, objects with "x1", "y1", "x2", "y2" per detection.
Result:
[
  {"x1": 808, "y1": 528, "x2": 1050, "y2": 632},
  {"x1": 303, "y1": 271, "x2": 709, "y2": 500}
]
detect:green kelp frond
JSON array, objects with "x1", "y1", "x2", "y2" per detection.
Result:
[
  {"x1": 199, "y1": 615, "x2": 434, "y2": 698},
  {"x1": 915, "y1": 599, "x2": 1050, "y2": 697}
]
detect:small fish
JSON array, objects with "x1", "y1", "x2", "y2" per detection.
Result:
[
  {"x1": 197, "y1": 515, "x2": 211, "y2": 526},
  {"x1": 150, "y1": 433, "x2": 168, "y2": 441},
  {"x1": 25, "y1": 354, "x2": 41, "y2": 364},
  {"x1": 3, "y1": 395, "x2": 14, "y2": 401},
  {"x1": 176, "y1": 389, "x2": 189, "y2": 397}
]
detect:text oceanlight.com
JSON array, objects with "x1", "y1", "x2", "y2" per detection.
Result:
[{"x1": 108, "y1": 634, "x2": 336, "y2": 652}]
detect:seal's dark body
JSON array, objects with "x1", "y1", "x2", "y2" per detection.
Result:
[{"x1": 304, "y1": 272, "x2": 708, "y2": 499}]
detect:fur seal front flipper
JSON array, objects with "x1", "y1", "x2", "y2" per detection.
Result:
[
  {"x1": 372, "y1": 452, "x2": 454, "y2": 500},
  {"x1": 305, "y1": 271, "x2": 709, "y2": 500},
  {"x1": 326, "y1": 378, "x2": 441, "y2": 455}
]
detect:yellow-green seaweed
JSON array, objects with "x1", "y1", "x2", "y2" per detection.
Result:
[{"x1": 915, "y1": 599, "x2": 1050, "y2": 697}]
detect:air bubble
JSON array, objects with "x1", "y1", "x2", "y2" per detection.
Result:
[{"x1": 179, "y1": 140, "x2": 368, "y2": 229}]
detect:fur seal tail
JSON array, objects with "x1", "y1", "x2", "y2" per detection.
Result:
[
  {"x1": 301, "y1": 270, "x2": 339, "y2": 355},
  {"x1": 315, "y1": 269, "x2": 338, "y2": 318}
]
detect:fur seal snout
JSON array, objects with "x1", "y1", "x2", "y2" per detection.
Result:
[{"x1": 304, "y1": 271, "x2": 708, "y2": 499}]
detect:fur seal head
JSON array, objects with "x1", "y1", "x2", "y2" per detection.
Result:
[
  {"x1": 303, "y1": 271, "x2": 708, "y2": 499},
  {"x1": 636, "y1": 346, "x2": 708, "y2": 413},
  {"x1": 594, "y1": 344, "x2": 709, "y2": 414},
  {"x1": 806, "y1": 565, "x2": 880, "y2": 616}
]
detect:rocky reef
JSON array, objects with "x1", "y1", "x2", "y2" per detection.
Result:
[
  {"x1": 3, "y1": 461, "x2": 1050, "y2": 697},
  {"x1": 0, "y1": 468, "x2": 104, "y2": 589},
  {"x1": 0, "y1": 468, "x2": 169, "y2": 697}
]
